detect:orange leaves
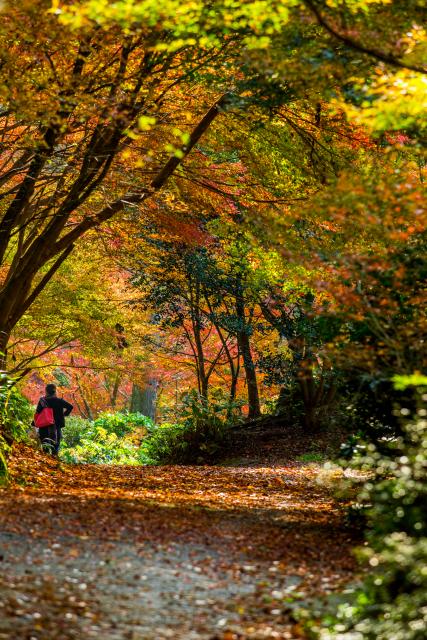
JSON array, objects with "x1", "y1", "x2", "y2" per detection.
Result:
[{"x1": 3, "y1": 443, "x2": 349, "y2": 550}]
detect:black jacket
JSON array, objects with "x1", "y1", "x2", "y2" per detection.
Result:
[{"x1": 36, "y1": 396, "x2": 73, "y2": 430}]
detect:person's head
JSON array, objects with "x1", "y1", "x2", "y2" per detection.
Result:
[{"x1": 45, "y1": 383, "x2": 57, "y2": 397}]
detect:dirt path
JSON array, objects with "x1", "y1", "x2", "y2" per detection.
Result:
[{"x1": 0, "y1": 448, "x2": 358, "y2": 639}]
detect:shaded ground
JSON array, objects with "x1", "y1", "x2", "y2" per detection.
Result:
[{"x1": 0, "y1": 439, "x2": 359, "y2": 639}]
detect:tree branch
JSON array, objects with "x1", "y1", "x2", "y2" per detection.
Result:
[
  {"x1": 304, "y1": 0, "x2": 426, "y2": 74},
  {"x1": 52, "y1": 93, "x2": 231, "y2": 254},
  {"x1": 11, "y1": 244, "x2": 74, "y2": 327}
]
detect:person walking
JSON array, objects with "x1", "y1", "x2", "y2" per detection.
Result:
[{"x1": 35, "y1": 383, "x2": 73, "y2": 455}]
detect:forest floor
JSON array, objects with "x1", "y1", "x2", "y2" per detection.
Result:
[{"x1": 0, "y1": 430, "x2": 360, "y2": 640}]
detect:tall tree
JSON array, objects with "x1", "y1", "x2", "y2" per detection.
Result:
[{"x1": 0, "y1": 1, "x2": 241, "y2": 363}]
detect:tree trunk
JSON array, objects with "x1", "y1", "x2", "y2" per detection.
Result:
[
  {"x1": 0, "y1": 329, "x2": 10, "y2": 371},
  {"x1": 235, "y1": 283, "x2": 261, "y2": 419},
  {"x1": 238, "y1": 330, "x2": 261, "y2": 419},
  {"x1": 227, "y1": 355, "x2": 240, "y2": 419},
  {"x1": 76, "y1": 385, "x2": 94, "y2": 421},
  {"x1": 70, "y1": 355, "x2": 94, "y2": 420},
  {"x1": 190, "y1": 278, "x2": 209, "y2": 403},
  {"x1": 130, "y1": 380, "x2": 158, "y2": 421},
  {"x1": 110, "y1": 374, "x2": 121, "y2": 408},
  {"x1": 203, "y1": 292, "x2": 240, "y2": 417}
]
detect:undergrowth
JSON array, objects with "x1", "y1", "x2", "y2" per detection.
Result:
[
  {"x1": 0, "y1": 374, "x2": 33, "y2": 481},
  {"x1": 61, "y1": 412, "x2": 154, "y2": 464},
  {"x1": 60, "y1": 391, "x2": 243, "y2": 465},
  {"x1": 140, "y1": 390, "x2": 243, "y2": 464},
  {"x1": 307, "y1": 376, "x2": 427, "y2": 640}
]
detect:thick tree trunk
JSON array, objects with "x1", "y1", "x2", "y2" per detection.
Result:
[
  {"x1": 199, "y1": 375, "x2": 209, "y2": 401},
  {"x1": 110, "y1": 374, "x2": 121, "y2": 408},
  {"x1": 235, "y1": 284, "x2": 261, "y2": 419},
  {"x1": 238, "y1": 330, "x2": 261, "y2": 419}
]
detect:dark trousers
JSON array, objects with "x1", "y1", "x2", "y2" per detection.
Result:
[
  {"x1": 38, "y1": 425, "x2": 57, "y2": 455},
  {"x1": 55, "y1": 427, "x2": 62, "y2": 455}
]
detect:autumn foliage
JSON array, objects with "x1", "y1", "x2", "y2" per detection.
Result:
[{"x1": 0, "y1": 2, "x2": 426, "y2": 639}]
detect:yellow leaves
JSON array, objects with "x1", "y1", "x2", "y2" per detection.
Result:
[
  {"x1": 339, "y1": 70, "x2": 427, "y2": 134},
  {"x1": 326, "y1": 0, "x2": 391, "y2": 7},
  {"x1": 123, "y1": 129, "x2": 138, "y2": 140},
  {"x1": 159, "y1": 127, "x2": 192, "y2": 159},
  {"x1": 138, "y1": 115, "x2": 156, "y2": 131},
  {"x1": 244, "y1": 35, "x2": 272, "y2": 50},
  {"x1": 51, "y1": 0, "x2": 294, "y2": 52},
  {"x1": 48, "y1": 0, "x2": 60, "y2": 14},
  {"x1": 164, "y1": 144, "x2": 184, "y2": 159},
  {"x1": 172, "y1": 128, "x2": 191, "y2": 145}
]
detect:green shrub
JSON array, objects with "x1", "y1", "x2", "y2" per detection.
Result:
[
  {"x1": 314, "y1": 377, "x2": 427, "y2": 640},
  {"x1": 60, "y1": 411, "x2": 154, "y2": 464},
  {"x1": 60, "y1": 397, "x2": 238, "y2": 466},
  {"x1": 0, "y1": 374, "x2": 33, "y2": 479},
  {"x1": 92, "y1": 411, "x2": 154, "y2": 439},
  {"x1": 61, "y1": 426, "x2": 140, "y2": 465},
  {"x1": 61, "y1": 415, "x2": 92, "y2": 447},
  {"x1": 140, "y1": 389, "x2": 241, "y2": 464},
  {"x1": 138, "y1": 422, "x2": 192, "y2": 464}
]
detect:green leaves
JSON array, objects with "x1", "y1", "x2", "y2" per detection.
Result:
[
  {"x1": 0, "y1": 373, "x2": 33, "y2": 480},
  {"x1": 393, "y1": 374, "x2": 427, "y2": 391},
  {"x1": 60, "y1": 412, "x2": 155, "y2": 464},
  {"x1": 342, "y1": 71, "x2": 427, "y2": 136},
  {"x1": 318, "y1": 390, "x2": 427, "y2": 640},
  {"x1": 51, "y1": 0, "x2": 295, "y2": 50},
  {"x1": 138, "y1": 115, "x2": 156, "y2": 132},
  {"x1": 140, "y1": 390, "x2": 239, "y2": 464}
]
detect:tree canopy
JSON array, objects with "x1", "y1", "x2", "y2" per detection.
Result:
[{"x1": 0, "y1": 0, "x2": 424, "y2": 416}]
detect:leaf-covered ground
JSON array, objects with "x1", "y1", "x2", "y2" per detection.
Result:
[{"x1": 0, "y1": 443, "x2": 359, "y2": 639}]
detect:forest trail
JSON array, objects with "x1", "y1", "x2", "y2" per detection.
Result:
[{"x1": 0, "y1": 447, "x2": 358, "y2": 640}]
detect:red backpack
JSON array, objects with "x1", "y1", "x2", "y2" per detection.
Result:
[{"x1": 34, "y1": 397, "x2": 55, "y2": 429}]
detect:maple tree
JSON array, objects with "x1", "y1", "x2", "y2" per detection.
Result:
[{"x1": 0, "y1": 0, "x2": 240, "y2": 365}]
